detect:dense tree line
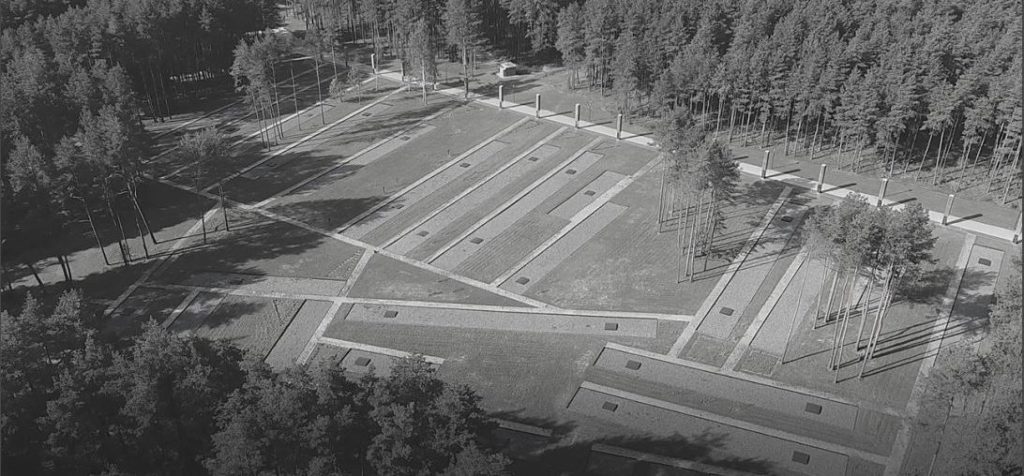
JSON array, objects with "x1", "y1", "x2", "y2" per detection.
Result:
[
  {"x1": 1, "y1": 291, "x2": 510, "y2": 475},
  {"x1": 552, "y1": 0, "x2": 1021, "y2": 199},
  {"x1": 292, "y1": 0, "x2": 1021, "y2": 199},
  {"x1": 932, "y1": 257, "x2": 1022, "y2": 474},
  {"x1": 1, "y1": 0, "x2": 279, "y2": 276}
]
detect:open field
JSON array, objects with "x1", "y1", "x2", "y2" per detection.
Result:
[{"x1": 84, "y1": 68, "x2": 1020, "y2": 476}]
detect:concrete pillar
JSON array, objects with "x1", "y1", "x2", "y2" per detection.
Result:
[
  {"x1": 816, "y1": 164, "x2": 827, "y2": 193},
  {"x1": 574, "y1": 104, "x2": 581, "y2": 129},
  {"x1": 371, "y1": 54, "x2": 379, "y2": 90},
  {"x1": 942, "y1": 194, "x2": 955, "y2": 225},
  {"x1": 877, "y1": 178, "x2": 888, "y2": 207},
  {"x1": 535, "y1": 94, "x2": 541, "y2": 118},
  {"x1": 761, "y1": 150, "x2": 771, "y2": 179},
  {"x1": 616, "y1": 113, "x2": 623, "y2": 140},
  {"x1": 498, "y1": 85, "x2": 504, "y2": 109}
]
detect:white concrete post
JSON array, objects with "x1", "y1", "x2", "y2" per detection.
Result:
[
  {"x1": 1014, "y1": 213, "x2": 1022, "y2": 244},
  {"x1": 817, "y1": 164, "x2": 827, "y2": 193},
  {"x1": 616, "y1": 113, "x2": 623, "y2": 140},
  {"x1": 371, "y1": 53, "x2": 379, "y2": 90},
  {"x1": 877, "y1": 178, "x2": 888, "y2": 207},
  {"x1": 761, "y1": 150, "x2": 771, "y2": 179},
  {"x1": 535, "y1": 94, "x2": 541, "y2": 118},
  {"x1": 498, "y1": 85, "x2": 504, "y2": 109},
  {"x1": 574, "y1": 104, "x2": 581, "y2": 129},
  {"x1": 942, "y1": 194, "x2": 955, "y2": 225}
]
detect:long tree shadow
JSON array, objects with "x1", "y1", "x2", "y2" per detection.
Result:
[
  {"x1": 267, "y1": 196, "x2": 389, "y2": 233},
  {"x1": 499, "y1": 430, "x2": 775, "y2": 475}
]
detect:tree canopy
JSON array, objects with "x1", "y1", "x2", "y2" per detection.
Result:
[{"x1": 1, "y1": 292, "x2": 509, "y2": 475}]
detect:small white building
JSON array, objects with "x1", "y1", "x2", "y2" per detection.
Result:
[{"x1": 497, "y1": 61, "x2": 524, "y2": 78}]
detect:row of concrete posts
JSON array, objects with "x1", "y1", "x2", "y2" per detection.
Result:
[{"x1": 496, "y1": 87, "x2": 625, "y2": 140}]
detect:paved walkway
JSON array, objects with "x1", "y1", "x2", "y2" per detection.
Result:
[
  {"x1": 667, "y1": 187, "x2": 793, "y2": 356},
  {"x1": 379, "y1": 70, "x2": 1019, "y2": 244}
]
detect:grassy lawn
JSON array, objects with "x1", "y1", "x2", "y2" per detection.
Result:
[
  {"x1": 768, "y1": 227, "x2": 968, "y2": 410},
  {"x1": 268, "y1": 101, "x2": 521, "y2": 232},
  {"x1": 526, "y1": 171, "x2": 787, "y2": 315},
  {"x1": 221, "y1": 90, "x2": 454, "y2": 204},
  {"x1": 345, "y1": 253, "x2": 527, "y2": 307},
  {"x1": 191, "y1": 295, "x2": 305, "y2": 358},
  {"x1": 322, "y1": 319, "x2": 684, "y2": 422},
  {"x1": 153, "y1": 207, "x2": 364, "y2": 285}
]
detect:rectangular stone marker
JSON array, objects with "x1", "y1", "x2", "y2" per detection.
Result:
[
  {"x1": 354, "y1": 357, "x2": 371, "y2": 366},
  {"x1": 528, "y1": 156, "x2": 539, "y2": 161},
  {"x1": 602, "y1": 401, "x2": 619, "y2": 412},
  {"x1": 566, "y1": 169, "x2": 577, "y2": 175},
  {"x1": 978, "y1": 258, "x2": 992, "y2": 266},
  {"x1": 720, "y1": 307, "x2": 735, "y2": 316},
  {"x1": 470, "y1": 237, "x2": 484, "y2": 244},
  {"x1": 394, "y1": 203, "x2": 405, "y2": 209},
  {"x1": 460, "y1": 162, "x2": 471, "y2": 168},
  {"x1": 584, "y1": 190, "x2": 596, "y2": 196},
  {"x1": 515, "y1": 277, "x2": 530, "y2": 285},
  {"x1": 384, "y1": 310, "x2": 398, "y2": 318},
  {"x1": 625, "y1": 360, "x2": 642, "y2": 370},
  {"x1": 416, "y1": 230, "x2": 429, "y2": 237},
  {"x1": 605, "y1": 322, "x2": 619, "y2": 331},
  {"x1": 781, "y1": 215, "x2": 793, "y2": 222},
  {"x1": 804, "y1": 403, "x2": 823, "y2": 415},
  {"x1": 792, "y1": 451, "x2": 811, "y2": 464}
]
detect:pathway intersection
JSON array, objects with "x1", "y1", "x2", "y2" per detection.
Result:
[{"x1": 89, "y1": 70, "x2": 1014, "y2": 476}]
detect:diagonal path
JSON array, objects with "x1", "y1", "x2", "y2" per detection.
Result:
[
  {"x1": 426, "y1": 137, "x2": 605, "y2": 264},
  {"x1": 381, "y1": 127, "x2": 568, "y2": 250},
  {"x1": 492, "y1": 154, "x2": 663, "y2": 286},
  {"x1": 336, "y1": 117, "x2": 532, "y2": 235},
  {"x1": 668, "y1": 187, "x2": 793, "y2": 357},
  {"x1": 202, "y1": 86, "x2": 408, "y2": 193}
]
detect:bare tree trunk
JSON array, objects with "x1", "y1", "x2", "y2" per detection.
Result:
[
  {"x1": 81, "y1": 200, "x2": 112, "y2": 266},
  {"x1": 857, "y1": 272, "x2": 875, "y2": 350},
  {"x1": 688, "y1": 191, "x2": 702, "y2": 282},
  {"x1": 727, "y1": 105, "x2": 737, "y2": 143},
  {"x1": 916, "y1": 131, "x2": 934, "y2": 181},
  {"x1": 784, "y1": 104, "x2": 792, "y2": 155}
]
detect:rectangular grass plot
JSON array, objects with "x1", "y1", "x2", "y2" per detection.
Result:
[
  {"x1": 601, "y1": 401, "x2": 619, "y2": 412},
  {"x1": 354, "y1": 357, "x2": 371, "y2": 367},
  {"x1": 804, "y1": 402, "x2": 823, "y2": 415}
]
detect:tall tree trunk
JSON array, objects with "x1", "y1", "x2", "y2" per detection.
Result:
[
  {"x1": 80, "y1": 200, "x2": 112, "y2": 266},
  {"x1": 727, "y1": 105, "x2": 736, "y2": 143}
]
